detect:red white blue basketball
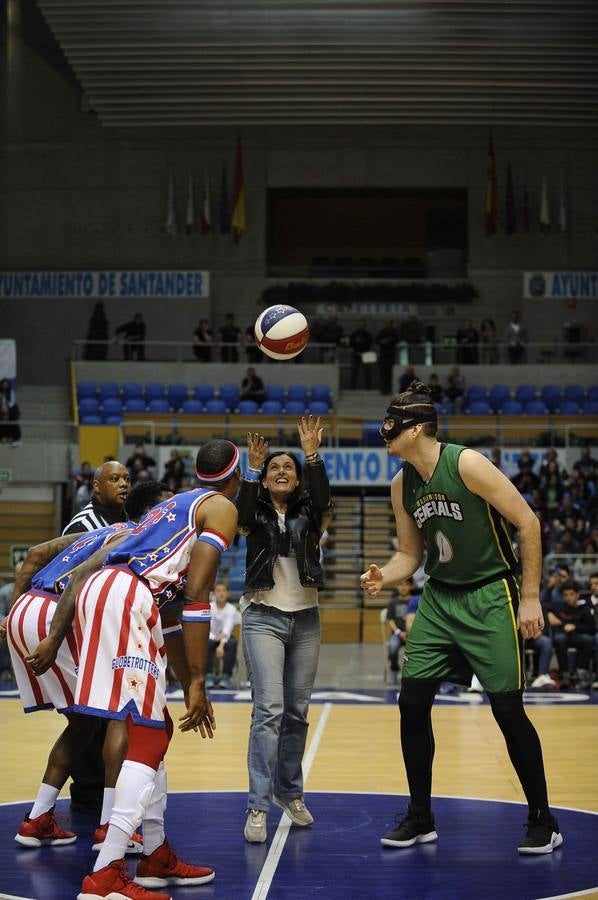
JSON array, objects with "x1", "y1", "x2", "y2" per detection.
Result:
[{"x1": 254, "y1": 304, "x2": 310, "y2": 360}]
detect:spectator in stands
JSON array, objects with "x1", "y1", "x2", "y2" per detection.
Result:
[
  {"x1": 480, "y1": 318, "x2": 498, "y2": 364},
  {"x1": 114, "y1": 312, "x2": 146, "y2": 361},
  {"x1": 385, "y1": 577, "x2": 421, "y2": 685},
  {"x1": 245, "y1": 323, "x2": 262, "y2": 363},
  {"x1": 83, "y1": 301, "x2": 109, "y2": 360},
  {"x1": 0, "y1": 378, "x2": 21, "y2": 444},
  {"x1": 503, "y1": 309, "x2": 528, "y2": 364},
  {"x1": 573, "y1": 538, "x2": 598, "y2": 586},
  {"x1": 206, "y1": 581, "x2": 238, "y2": 689},
  {"x1": 541, "y1": 565, "x2": 571, "y2": 609},
  {"x1": 427, "y1": 374, "x2": 444, "y2": 405},
  {"x1": 375, "y1": 320, "x2": 398, "y2": 395},
  {"x1": 528, "y1": 609, "x2": 556, "y2": 690},
  {"x1": 192, "y1": 318, "x2": 213, "y2": 361},
  {"x1": 320, "y1": 314, "x2": 344, "y2": 363},
  {"x1": 125, "y1": 442, "x2": 156, "y2": 479},
  {"x1": 349, "y1": 319, "x2": 374, "y2": 389},
  {"x1": 162, "y1": 448, "x2": 186, "y2": 492},
  {"x1": 573, "y1": 447, "x2": 598, "y2": 484},
  {"x1": 539, "y1": 448, "x2": 567, "y2": 482},
  {"x1": 511, "y1": 454, "x2": 540, "y2": 500},
  {"x1": 445, "y1": 366, "x2": 465, "y2": 412},
  {"x1": 219, "y1": 312, "x2": 242, "y2": 362},
  {"x1": 396, "y1": 315, "x2": 424, "y2": 351},
  {"x1": 237, "y1": 420, "x2": 331, "y2": 844},
  {"x1": 399, "y1": 366, "x2": 418, "y2": 394},
  {"x1": 72, "y1": 460, "x2": 94, "y2": 512},
  {"x1": 547, "y1": 579, "x2": 595, "y2": 689},
  {"x1": 540, "y1": 461, "x2": 564, "y2": 513},
  {"x1": 240, "y1": 367, "x2": 266, "y2": 404},
  {"x1": 490, "y1": 448, "x2": 504, "y2": 472},
  {"x1": 455, "y1": 318, "x2": 479, "y2": 364},
  {"x1": 0, "y1": 564, "x2": 19, "y2": 682},
  {"x1": 587, "y1": 573, "x2": 598, "y2": 689}
]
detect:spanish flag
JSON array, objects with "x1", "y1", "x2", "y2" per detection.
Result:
[
  {"x1": 485, "y1": 131, "x2": 498, "y2": 237},
  {"x1": 231, "y1": 135, "x2": 246, "y2": 243}
]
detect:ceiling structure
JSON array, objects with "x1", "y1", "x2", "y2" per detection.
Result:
[{"x1": 34, "y1": 1, "x2": 598, "y2": 128}]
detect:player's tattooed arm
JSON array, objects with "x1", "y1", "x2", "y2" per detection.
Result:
[{"x1": 9, "y1": 532, "x2": 86, "y2": 610}]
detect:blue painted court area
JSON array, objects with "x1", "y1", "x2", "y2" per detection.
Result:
[{"x1": 1, "y1": 793, "x2": 597, "y2": 900}]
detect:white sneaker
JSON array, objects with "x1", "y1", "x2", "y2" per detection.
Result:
[
  {"x1": 244, "y1": 809, "x2": 267, "y2": 843},
  {"x1": 531, "y1": 674, "x2": 555, "y2": 689},
  {"x1": 273, "y1": 797, "x2": 314, "y2": 826}
]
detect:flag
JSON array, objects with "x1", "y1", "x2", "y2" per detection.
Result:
[
  {"x1": 504, "y1": 162, "x2": 516, "y2": 236},
  {"x1": 201, "y1": 169, "x2": 211, "y2": 234},
  {"x1": 231, "y1": 135, "x2": 247, "y2": 243},
  {"x1": 485, "y1": 131, "x2": 498, "y2": 236},
  {"x1": 540, "y1": 175, "x2": 551, "y2": 234},
  {"x1": 185, "y1": 173, "x2": 195, "y2": 235},
  {"x1": 558, "y1": 175, "x2": 567, "y2": 233},
  {"x1": 521, "y1": 185, "x2": 531, "y2": 233},
  {"x1": 165, "y1": 168, "x2": 178, "y2": 236},
  {"x1": 219, "y1": 164, "x2": 230, "y2": 234}
]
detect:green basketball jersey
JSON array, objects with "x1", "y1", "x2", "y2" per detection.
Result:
[{"x1": 401, "y1": 443, "x2": 517, "y2": 586}]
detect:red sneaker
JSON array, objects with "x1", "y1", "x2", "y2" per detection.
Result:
[
  {"x1": 135, "y1": 838, "x2": 215, "y2": 887},
  {"x1": 92, "y1": 822, "x2": 144, "y2": 854},
  {"x1": 77, "y1": 859, "x2": 171, "y2": 900},
  {"x1": 15, "y1": 807, "x2": 77, "y2": 847}
]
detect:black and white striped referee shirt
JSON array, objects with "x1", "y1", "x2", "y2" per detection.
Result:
[{"x1": 62, "y1": 498, "x2": 126, "y2": 535}]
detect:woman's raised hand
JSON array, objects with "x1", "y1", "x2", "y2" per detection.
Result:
[
  {"x1": 298, "y1": 415, "x2": 324, "y2": 456},
  {"x1": 247, "y1": 432, "x2": 269, "y2": 470}
]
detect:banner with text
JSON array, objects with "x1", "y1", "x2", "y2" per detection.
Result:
[
  {"x1": 523, "y1": 271, "x2": 598, "y2": 300},
  {"x1": 0, "y1": 270, "x2": 210, "y2": 300}
]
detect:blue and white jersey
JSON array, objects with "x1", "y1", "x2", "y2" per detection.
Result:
[
  {"x1": 31, "y1": 522, "x2": 132, "y2": 596},
  {"x1": 103, "y1": 488, "x2": 229, "y2": 611}
]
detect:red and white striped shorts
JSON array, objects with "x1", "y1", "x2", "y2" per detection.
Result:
[
  {"x1": 72, "y1": 566, "x2": 167, "y2": 728},
  {"x1": 7, "y1": 591, "x2": 78, "y2": 713}
]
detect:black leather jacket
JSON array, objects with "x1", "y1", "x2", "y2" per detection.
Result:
[{"x1": 236, "y1": 459, "x2": 332, "y2": 592}]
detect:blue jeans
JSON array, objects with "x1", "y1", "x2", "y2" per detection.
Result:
[
  {"x1": 242, "y1": 603, "x2": 320, "y2": 811},
  {"x1": 529, "y1": 634, "x2": 553, "y2": 675}
]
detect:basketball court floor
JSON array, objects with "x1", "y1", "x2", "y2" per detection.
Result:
[{"x1": 1, "y1": 644, "x2": 597, "y2": 900}]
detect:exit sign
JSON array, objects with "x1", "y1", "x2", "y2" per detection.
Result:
[{"x1": 0, "y1": 468, "x2": 11, "y2": 483}]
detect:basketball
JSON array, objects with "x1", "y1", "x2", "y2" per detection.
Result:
[{"x1": 254, "y1": 304, "x2": 310, "y2": 360}]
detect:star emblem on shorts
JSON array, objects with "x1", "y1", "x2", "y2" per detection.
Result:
[
  {"x1": 128, "y1": 677, "x2": 141, "y2": 691},
  {"x1": 136, "y1": 641, "x2": 143, "y2": 651},
  {"x1": 166, "y1": 513, "x2": 176, "y2": 522}
]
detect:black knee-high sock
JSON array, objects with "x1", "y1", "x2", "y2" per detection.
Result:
[
  {"x1": 398, "y1": 680, "x2": 438, "y2": 816},
  {"x1": 488, "y1": 691, "x2": 549, "y2": 813}
]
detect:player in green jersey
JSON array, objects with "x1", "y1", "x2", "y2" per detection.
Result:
[{"x1": 361, "y1": 381, "x2": 562, "y2": 855}]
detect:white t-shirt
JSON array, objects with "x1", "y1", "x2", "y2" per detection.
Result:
[
  {"x1": 241, "y1": 511, "x2": 318, "y2": 613},
  {"x1": 209, "y1": 600, "x2": 236, "y2": 642}
]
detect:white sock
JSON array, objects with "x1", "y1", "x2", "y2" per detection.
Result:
[
  {"x1": 100, "y1": 787, "x2": 116, "y2": 826},
  {"x1": 142, "y1": 761, "x2": 167, "y2": 856},
  {"x1": 30, "y1": 783, "x2": 60, "y2": 820},
  {"x1": 94, "y1": 761, "x2": 156, "y2": 872}
]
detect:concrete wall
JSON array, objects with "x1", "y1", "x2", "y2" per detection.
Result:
[{"x1": 3, "y1": 22, "x2": 598, "y2": 385}]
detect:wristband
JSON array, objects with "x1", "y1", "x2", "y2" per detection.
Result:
[
  {"x1": 304, "y1": 452, "x2": 320, "y2": 464},
  {"x1": 243, "y1": 468, "x2": 261, "y2": 482}
]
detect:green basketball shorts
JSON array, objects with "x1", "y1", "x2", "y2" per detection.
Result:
[{"x1": 402, "y1": 575, "x2": 524, "y2": 694}]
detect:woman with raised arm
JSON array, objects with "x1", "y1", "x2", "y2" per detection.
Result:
[{"x1": 237, "y1": 416, "x2": 332, "y2": 844}]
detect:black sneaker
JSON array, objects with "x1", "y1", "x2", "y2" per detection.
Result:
[
  {"x1": 380, "y1": 806, "x2": 438, "y2": 848},
  {"x1": 518, "y1": 810, "x2": 563, "y2": 854}
]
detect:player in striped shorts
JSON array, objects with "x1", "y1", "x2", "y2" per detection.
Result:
[{"x1": 27, "y1": 440, "x2": 241, "y2": 900}]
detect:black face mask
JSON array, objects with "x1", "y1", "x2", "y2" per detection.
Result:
[{"x1": 379, "y1": 404, "x2": 437, "y2": 441}]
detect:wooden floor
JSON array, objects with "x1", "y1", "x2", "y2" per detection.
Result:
[{"x1": 2, "y1": 696, "x2": 597, "y2": 812}]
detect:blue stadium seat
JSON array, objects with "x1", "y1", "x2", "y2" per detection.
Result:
[
  {"x1": 466, "y1": 385, "x2": 487, "y2": 405},
  {"x1": 524, "y1": 400, "x2": 548, "y2": 415},
  {"x1": 308, "y1": 400, "x2": 330, "y2": 416},
  {"x1": 78, "y1": 398, "x2": 100, "y2": 417},
  {"x1": 587, "y1": 385, "x2": 598, "y2": 403},
  {"x1": 563, "y1": 384, "x2": 585, "y2": 405},
  {"x1": 219, "y1": 384, "x2": 240, "y2": 411},
  {"x1": 287, "y1": 385, "x2": 309, "y2": 403},
  {"x1": 467, "y1": 400, "x2": 492, "y2": 415},
  {"x1": 260, "y1": 400, "x2": 283, "y2": 415},
  {"x1": 265, "y1": 384, "x2": 285, "y2": 402},
  {"x1": 181, "y1": 399, "x2": 204, "y2": 414},
  {"x1": 285, "y1": 400, "x2": 307, "y2": 415},
  {"x1": 147, "y1": 398, "x2": 170, "y2": 414},
  {"x1": 167, "y1": 384, "x2": 188, "y2": 410},
  {"x1": 559, "y1": 400, "x2": 582, "y2": 415},
  {"x1": 238, "y1": 400, "x2": 259, "y2": 415},
  {"x1": 77, "y1": 381, "x2": 97, "y2": 400},
  {"x1": 310, "y1": 384, "x2": 332, "y2": 403},
  {"x1": 194, "y1": 384, "x2": 214, "y2": 403},
  {"x1": 515, "y1": 385, "x2": 536, "y2": 406},
  {"x1": 435, "y1": 401, "x2": 454, "y2": 415},
  {"x1": 582, "y1": 399, "x2": 598, "y2": 415},
  {"x1": 80, "y1": 415, "x2": 103, "y2": 425},
  {"x1": 102, "y1": 398, "x2": 123, "y2": 417},
  {"x1": 104, "y1": 414, "x2": 123, "y2": 425},
  {"x1": 205, "y1": 399, "x2": 227, "y2": 415},
  {"x1": 145, "y1": 383, "x2": 166, "y2": 402},
  {"x1": 501, "y1": 400, "x2": 523, "y2": 415},
  {"x1": 123, "y1": 398, "x2": 146, "y2": 413},
  {"x1": 122, "y1": 382, "x2": 143, "y2": 402},
  {"x1": 488, "y1": 385, "x2": 510, "y2": 412},
  {"x1": 99, "y1": 381, "x2": 120, "y2": 401},
  {"x1": 540, "y1": 385, "x2": 561, "y2": 413}
]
